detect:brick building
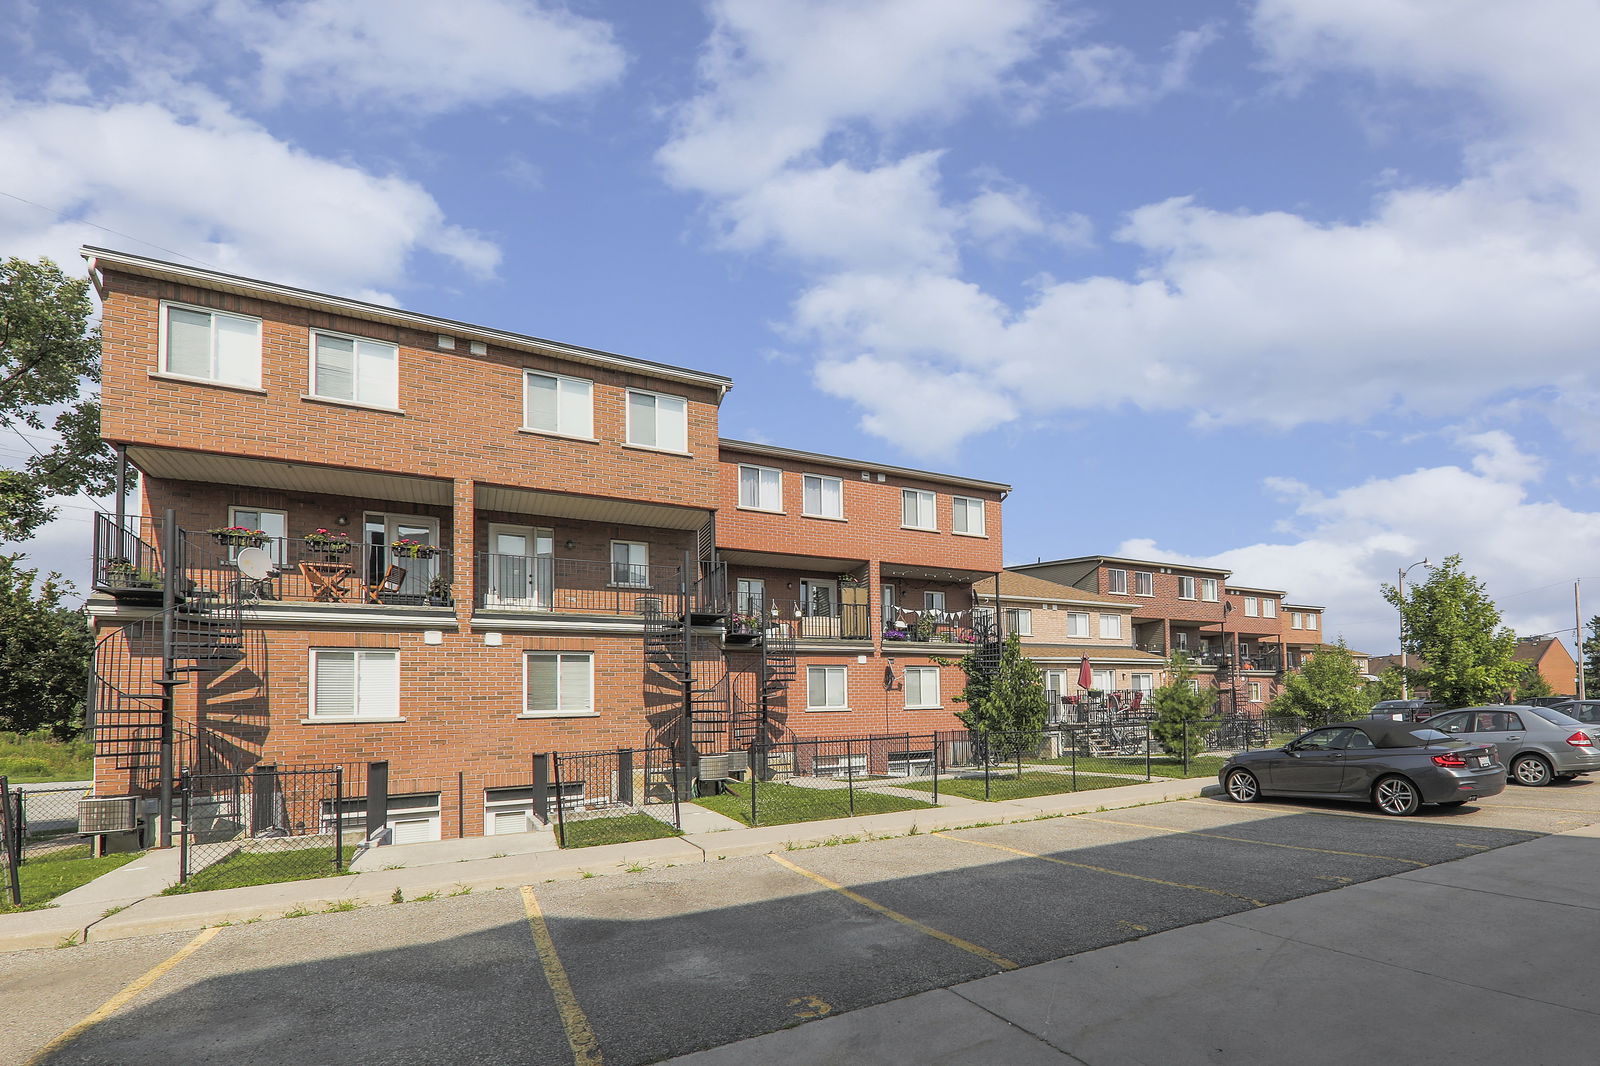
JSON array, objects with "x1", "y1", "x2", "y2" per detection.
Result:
[{"x1": 83, "y1": 247, "x2": 1006, "y2": 841}]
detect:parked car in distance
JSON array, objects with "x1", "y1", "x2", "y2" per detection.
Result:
[
  {"x1": 1220, "y1": 719, "x2": 1504, "y2": 816},
  {"x1": 1551, "y1": 700, "x2": 1600, "y2": 726},
  {"x1": 1425, "y1": 705, "x2": 1600, "y2": 786},
  {"x1": 1518, "y1": 696, "x2": 1575, "y2": 709},
  {"x1": 1369, "y1": 699, "x2": 1446, "y2": 722}
]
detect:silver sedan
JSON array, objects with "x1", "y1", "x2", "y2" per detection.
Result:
[{"x1": 1426, "y1": 705, "x2": 1600, "y2": 786}]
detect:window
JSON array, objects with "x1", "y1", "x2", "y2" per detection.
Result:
[
  {"x1": 1306, "y1": 614, "x2": 1318, "y2": 630},
  {"x1": 310, "y1": 649, "x2": 398, "y2": 719},
  {"x1": 1105, "y1": 568, "x2": 1128, "y2": 594},
  {"x1": 1099, "y1": 614, "x2": 1122, "y2": 640},
  {"x1": 311, "y1": 329, "x2": 398, "y2": 408},
  {"x1": 1290, "y1": 613, "x2": 1303, "y2": 629},
  {"x1": 881, "y1": 584, "x2": 898, "y2": 626},
  {"x1": 1244, "y1": 597, "x2": 1259, "y2": 617},
  {"x1": 524, "y1": 652, "x2": 594, "y2": 716},
  {"x1": 1091, "y1": 669, "x2": 1115, "y2": 691},
  {"x1": 801, "y1": 474, "x2": 843, "y2": 518},
  {"x1": 626, "y1": 389, "x2": 688, "y2": 452},
  {"x1": 738, "y1": 465, "x2": 783, "y2": 511},
  {"x1": 736, "y1": 578, "x2": 765, "y2": 615},
  {"x1": 228, "y1": 506, "x2": 285, "y2": 563},
  {"x1": 952, "y1": 496, "x2": 985, "y2": 536},
  {"x1": 610, "y1": 541, "x2": 648, "y2": 586},
  {"x1": 1005, "y1": 608, "x2": 1032, "y2": 636},
  {"x1": 1178, "y1": 576, "x2": 1196, "y2": 600},
  {"x1": 814, "y1": 753, "x2": 867, "y2": 776},
  {"x1": 1262, "y1": 599, "x2": 1277, "y2": 618},
  {"x1": 523, "y1": 371, "x2": 593, "y2": 438},
  {"x1": 887, "y1": 751, "x2": 933, "y2": 777},
  {"x1": 324, "y1": 793, "x2": 439, "y2": 843},
  {"x1": 901, "y1": 489, "x2": 936, "y2": 530},
  {"x1": 161, "y1": 303, "x2": 261, "y2": 387},
  {"x1": 485, "y1": 787, "x2": 539, "y2": 836},
  {"x1": 1247, "y1": 681, "x2": 1263, "y2": 702},
  {"x1": 1066, "y1": 611, "x2": 1090, "y2": 638},
  {"x1": 1131, "y1": 673, "x2": 1153, "y2": 694},
  {"x1": 1200, "y1": 578, "x2": 1219, "y2": 602},
  {"x1": 807, "y1": 665, "x2": 848, "y2": 710},
  {"x1": 1134, "y1": 571, "x2": 1154, "y2": 596},
  {"x1": 904, "y1": 666, "x2": 940, "y2": 708},
  {"x1": 923, "y1": 591, "x2": 946, "y2": 612}
]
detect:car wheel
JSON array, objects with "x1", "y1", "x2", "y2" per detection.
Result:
[
  {"x1": 1511, "y1": 754, "x2": 1554, "y2": 787},
  {"x1": 1225, "y1": 768, "x2": 1261, "y2": 803},
  {"x1": 1373, "y1": 775, "x2": 1421, "y2": 816}
]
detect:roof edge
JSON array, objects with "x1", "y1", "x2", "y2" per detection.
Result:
[
  {"x1": 719, "y1": 438, "x2": 1010, "y2": 493},
  {"x1": 1009, "y1": 556, "x2": 1233, "y2": 577}
]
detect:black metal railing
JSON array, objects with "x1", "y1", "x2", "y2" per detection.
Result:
[
  {"x1": 175, "y1": 766, "x2": 347, "y2": 891},
  {"x1": 751, "y1": 597, "x2": 874, "y2": 641},
  {"x1": 881, "y1": 606, "x2": 986, "y2": 645},
  {"x1": 477, "y1": 554, "x2": 686, "y2": 616}
]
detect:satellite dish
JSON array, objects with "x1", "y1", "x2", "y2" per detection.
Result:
[{"x1": 236, "y1": 547, "x2": 275, "y2": 581}]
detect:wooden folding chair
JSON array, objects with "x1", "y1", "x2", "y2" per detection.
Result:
[{"x1": 365, "y1": 565, "x2": 408, "y2": 604}]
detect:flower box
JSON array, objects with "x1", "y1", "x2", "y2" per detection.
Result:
[
  {"x1": 302, "y1": 528, "x2": 353, "y2": 558},
  {"x1": 208, "y1": 526, "x2": 269, "y2": 548},
  {"x1": 390, "y1": 539, "x2": 441, "y2": 559}
]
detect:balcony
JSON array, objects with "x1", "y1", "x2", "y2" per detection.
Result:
[
  {"x1": 882, "y1": 607, "x2": 989, "y2": 646},
  {"x1": 749, "y1": 598, "x2": 874, "y2": 641},
  {"x1": 476, "y1": 554, "x2": 687, "y2": 617}
]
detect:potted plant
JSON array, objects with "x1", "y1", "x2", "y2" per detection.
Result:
[
  {"x1": 911, "y1": 615, "x2": 938, "y2": 642},
  {"x1": 390, "y1": 538, "x2": 440, "y2": 559},
  {"x1": 426, "y1": 574, "x2": 453, "y2": 606},
  {"x1": 882, "y1": 626, "x2": 909, "y2": 642},
  {"x1": 208, "y1": 525, "x2": 269, "y2": 548},
  {"x1": 726, "y1": 613, "x2": 761, "y2": 644},
  {"x1": 302, "y1": 528, "x2": 352, "y2": 560}
]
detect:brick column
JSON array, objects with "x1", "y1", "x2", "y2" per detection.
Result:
[
  {"x1": 867, "y1": 559, "x2": 882, "y2": 652},
  {"x1": 453, "y1": 478, "x2": 475, "y2": 631}
]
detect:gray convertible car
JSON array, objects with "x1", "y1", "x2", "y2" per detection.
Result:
[{"x1": 1219, "y1": 719, "x2": 1505, "y2": 816}]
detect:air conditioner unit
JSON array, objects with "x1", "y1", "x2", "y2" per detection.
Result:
[
  {"x1": 78, "y1": 796, "x2": 138, "y2": 834},
  {"x1": 697, "y1": 751, "x2": 749, "y2": 782}
]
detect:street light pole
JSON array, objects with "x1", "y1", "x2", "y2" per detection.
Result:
[{"x1": 1397, "y1": 559, "x2": 1428, "y2": 700}]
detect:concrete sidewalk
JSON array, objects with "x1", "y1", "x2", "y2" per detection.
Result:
[
  {"x1": 0, "y1": 777, "x2": 1209, "y2": 951},
  {"x1": 664, "y1": 822, "x2": 1600, "y2": 1064}
]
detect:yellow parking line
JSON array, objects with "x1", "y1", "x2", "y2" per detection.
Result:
[
  {"x1": 935, "y1": 832, "x2": 1267, "y2": 908},
  {"x1": 768, "y1": 854, "x2": 1018, "y2": 971},
  {"x1": 26, "y1": 925, "x2": 221, "y2": 1066},
  {"x1": 521, "y1": 885, "x2": 603, "y2": 1066},
  {"x1": 1075, "y1": 815, "x2": 1431, "y2": 868}
]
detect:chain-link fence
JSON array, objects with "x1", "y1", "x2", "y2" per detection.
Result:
[
  {"x1": 550, "y1": 746, "x2": 684, "y2": 849},
  {"x1": 2, "y1": 780, "x2": 103, "y2": 909},
  {"x1": 178, "y1": 766, "x2": 346, "y2": 890},
  {"x1": 726, "y1": 734, "x2": 942, "y2": 826}
]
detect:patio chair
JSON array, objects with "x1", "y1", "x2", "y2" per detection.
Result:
[{"x1": 365, "y1": 565, "x2": 408, "y2": 604}]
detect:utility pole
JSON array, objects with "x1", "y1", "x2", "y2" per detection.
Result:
[
  {"x1": 1578, "y1": 581, "x2": 1587, "y2": 701},
  {"x1": 1397, "y1": 559, "x2": 1428, "y2": 700}
]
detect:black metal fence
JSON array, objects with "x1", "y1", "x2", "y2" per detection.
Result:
[
  {"x1": 178, "y1": 766, "x2": 346, "y2": 889},
  {"x1": 1, "y1": 780, "x2": 98, "y2": 908},
  {"x1": 549, "y1": 746, "x2": 684, "y2": 849}
]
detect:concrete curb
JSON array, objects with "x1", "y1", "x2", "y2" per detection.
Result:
[{"x1": 1, "y1": 778, "x2": 1216, "y2": 951}]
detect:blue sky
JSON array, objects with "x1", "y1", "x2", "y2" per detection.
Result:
[{"x1": 4, "y1": 0, "x2": 1599, "y2": 661}]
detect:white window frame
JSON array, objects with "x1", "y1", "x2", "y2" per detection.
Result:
[
  {"x1": 736, "y1": 577, "x2": 766, "y2": 615},
  {"x1": 522, "y1": 369, "x2": 594, "y2": 439},
  {"x1": 227, "y1": 505, "x2": 286, "y2": 564},
  {"x1": 814, "y1": 753, "x2": 867, "y2": 776},
  {"x1": 901, "y1": 489, "x2": 937, "y2": 531},
  {"x1": 951, "y1": 496, "x2": 986, "y2": 537},
  {"x1": 625, "y1": 388, "x2": 689, "y2": 453},
  {"x1": 1247, "y1": 681, "x2": 1263, "y2": 703},
  {"x1": 1262, "y1": 599, "x2": 1277, "y2": 618},
  {"x1": 1099, "y1": 614, "x2": 1123, "y2": 640},
  {"x1": 309, "y1": 327, "x2": 399, "y2": 410},
  {"x1": 1200, "y1": 578, "x2": 1220, "y2": 602},
  {"x1": 1134, "y1": 571, "x2": 1154, "y2": 597},
  {"x1": 484, "y1": 786, "x2": 540, "y2": 836},
  {"x1": 806, "y1": 665, "x2": 848, "y2": 711},
  {"x1": 1178, "y1": 576, "x2": 1196, "y2": 600},
  {"x1": 738, "y1": 464, "x2": 784, "y2": 512},
  {"x1": 923, "y1": 590, "x2": 947, "y2": 612},
  {"x1": 1131, "y1": 673, "x2": 1154, "y2": 694},
  {"x1": 609, "y1": 541, "x2": 649, "y2": 587},
  {"x1": 522, "y1": 652, "x2": 596, "y2": 717},
  {"x1": 158, "y1": 300, "x2": 262, "y2": 388},
  {"x1": 887, "y1": 750, "x2": 934, "y2": 778},
  {"x1": 1291, "y1": 613, "x2": 1303, "y2": 630},
  {"x1": 1186, "y1": 678, "x2": 1202, "y2": 694},
  {"x1": 802, "y1": 474, "x2": 844, "y2": 519},
  {"x1": 1005, "y1": 608, "x2": 1032, "y2": 636},
  {"x1": 1106, "y1": 568, "x2": 1128, "y2": 594},
  {"x1": 308, "y1": 649, "x2": 399, "y2": 721},
  {"x1": 1244, "y1": 597, "x2": 1259, "y2": 617},
  {"x1": 1306, "y1": 613, "x2": 1318, "y2": 630},
  {"x1": 1091, "y1": 669, "x2": 1115, "y2": 691},
  {"x1": 1066, "y1": 611, "x2": 1090, "y2": 638},
  {"x1": 904, "y1": 666, "x2": 941, "y2": 709}
]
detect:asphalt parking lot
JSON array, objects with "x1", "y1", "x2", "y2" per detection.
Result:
[{"x1": 5, "y1": 781, "x2": 1597, "y2": 1066}]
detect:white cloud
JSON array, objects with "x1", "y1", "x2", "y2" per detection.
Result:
[
  {"x1": 0, "y1": 97, "x2": 499, "y2": 300},
  {"x1": 189, "y1": 0, "x2": 626, "y2": 113},
  {"x1": 1020, "y1": 23, "x2": 1220, "y2": 115},
  {"x1": 1120, "y1": 432, "x2": 1600, "y2": 657}
]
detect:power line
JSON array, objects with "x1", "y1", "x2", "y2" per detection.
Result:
[{"x1": 0, "y1": 189, "x2": 219, "y2": 268}]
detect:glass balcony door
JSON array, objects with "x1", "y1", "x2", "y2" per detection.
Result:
[
  {"x1": 366, "y1": 513, "x2": 440, "y2": 600},
  {"x1": 486, "y1": 524, "x2": 553, "y2": 608}
]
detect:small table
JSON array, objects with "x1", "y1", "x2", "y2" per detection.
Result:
[{"x1": 299, "y1": 562, "x2": 354, "y2": 602}]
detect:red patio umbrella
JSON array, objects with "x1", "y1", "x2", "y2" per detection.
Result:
[{"x1": 1077, "y1": 654, "x2": 1093, "y2": 691}]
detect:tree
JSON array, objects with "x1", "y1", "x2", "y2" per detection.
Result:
[
  {"x1": 950, "y1": 633, "x2": 1047, "y2": 755},
  {"x1": 1270, "y1": 640, "x2": 1373, "y2": 723},
  {"x1": 1149, "y1": 652, "x2": 1213, "y2": 759},
  {"x1": 1371, "y1": 665, "x2": 1406, "y2": 701},
  {"x1": 1380, "y1": 554, "x2": 1520, "y2": 708},
  {"x1": 0, "y1": 554, "x2": 91, "y2": 737},
  {"x1": 1514, "y1": 661, "x2": 1554, "y2": 701},
  {"x1": 1, "y1": 256, "x2": 115, "y2": 542},
  {"x1": 1583, "y1": 615, "x2": 1600, "y2": 697}
]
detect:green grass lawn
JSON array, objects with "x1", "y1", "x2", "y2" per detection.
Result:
[
  {"x1": 1143, "y1": 756, "x2": 1230, "y2": 779},
  {"x1": 0, "y1": 845, "x2": 139, "y2": 912},
  {"x1": 899, "y1": 772, "x2": 1135, "y2": 801},
  {"x1": 163, "y1": 844, "x2": 358, "y2": 894},
  {"x1": 693, "y1": 780, "x2": 933, "y2": 827},
  {"x1": 0, "y1": 732, "x2": 93, "y2": 783},
  {"x1": 558, "y1": 812, "x2": 684, "y2": 848}
]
